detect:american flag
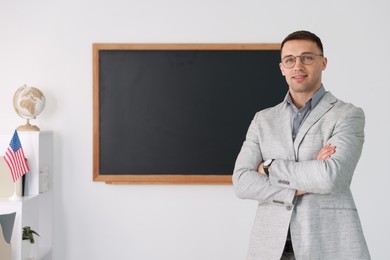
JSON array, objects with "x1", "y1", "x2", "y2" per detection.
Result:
[{"x1": 4, "y1": 130, "x2": 30, "y2": 182}]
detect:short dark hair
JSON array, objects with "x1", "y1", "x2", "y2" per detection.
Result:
[{"x1": 281, "y1": 30, "x2": 324, "y2": 54}]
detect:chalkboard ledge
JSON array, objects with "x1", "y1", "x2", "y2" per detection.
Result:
[{"x1": 93, "y1": 174, "x2": 232, "y2": 184}]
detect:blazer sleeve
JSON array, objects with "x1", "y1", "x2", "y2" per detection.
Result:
[
  {"x1": 269, "y1": 106, "x2": 365, "y2": 194},
  {"x1": 232, "y1": 113, "x2": 295, "y2": 205}
]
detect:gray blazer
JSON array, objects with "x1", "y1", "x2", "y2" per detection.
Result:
[{"x1": 233, "y1": 92, "x2": 370, "y2": 260}]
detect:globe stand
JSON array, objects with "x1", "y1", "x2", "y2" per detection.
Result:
[{"x1": 17, "y1": 119, "x2": 40, "y2": 131}]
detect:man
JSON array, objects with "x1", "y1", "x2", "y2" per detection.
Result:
[{"x1": 233, "y1": 31, "x2": 371, "y2": 260}]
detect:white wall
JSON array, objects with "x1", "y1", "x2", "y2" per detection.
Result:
[{"x1": 1, "y1": 0, "x2": 389, "y2": 259}]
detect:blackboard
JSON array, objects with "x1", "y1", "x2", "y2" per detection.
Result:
[{"x1": 93, "y1": 44, "x2": 286, "y2": 184}]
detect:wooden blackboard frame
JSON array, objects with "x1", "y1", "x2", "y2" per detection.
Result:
[{"x1": 93, "y1": 43, "x2": 281, "y2": 184}]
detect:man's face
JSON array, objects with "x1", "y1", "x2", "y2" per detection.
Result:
[{"x1": 279, "y1": 40, "x2": 327, "y2": 96}]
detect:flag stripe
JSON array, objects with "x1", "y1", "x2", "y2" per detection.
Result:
[{"x1": 3, "y1": 131, "x2": 29, "y2": 182}]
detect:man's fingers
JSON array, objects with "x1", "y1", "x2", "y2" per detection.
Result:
[{"x1": 316, "y1": 144, "x2": 336, "y2": 160}]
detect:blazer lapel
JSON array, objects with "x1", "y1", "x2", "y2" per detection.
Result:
[
  {"x1": 278, "y1": 102, "x2": 296, "y2": 161},
  {"x1": 293, "y1": 92, "x2": 337, "y2": 155}
]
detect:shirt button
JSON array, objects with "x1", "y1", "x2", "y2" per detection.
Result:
[{"x1": 286, "y1": 206, "x2": 292, "y2": 211}]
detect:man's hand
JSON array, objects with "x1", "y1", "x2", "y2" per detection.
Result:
[
  {"x1": 295, "y1": 190, "x2": 306, "y2": 196},
  {"x1": 257, "y1": 161, "x2": 267, "y2": 176},
  {"x1": 316, "y1": 143, "x2": 336, "y2": 160},
  {"x1": 296, "y1": 143, "x2": 336, "y2": 196}
]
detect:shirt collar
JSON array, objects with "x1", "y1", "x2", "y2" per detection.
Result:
[{"x1": 284, "y1": 84, "x2": 326, "y2": 110}]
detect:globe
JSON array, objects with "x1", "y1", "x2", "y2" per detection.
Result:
[{"x1": 13, "y1": 85, "x2": 46, "y2": 131}]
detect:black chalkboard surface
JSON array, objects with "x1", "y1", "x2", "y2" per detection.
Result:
[{"x1": 93, "y1": 44, "x2": 286, "y2": 184}]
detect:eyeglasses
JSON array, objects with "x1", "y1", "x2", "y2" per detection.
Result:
[{"x1": 281, "y1": 53, "x2": 323, "y2": 69}]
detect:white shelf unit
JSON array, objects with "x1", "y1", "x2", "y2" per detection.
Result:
[{"x1": 0, "y1": 131, "x2": 53, "y2": 260}]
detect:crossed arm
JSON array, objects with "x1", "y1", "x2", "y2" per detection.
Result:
[
  {"x1": 258, "y1": 144, "x2": 336, "y2": 196},
  {"x1": 233, "y1": 106, "x2": 364, "y2": 203}
]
